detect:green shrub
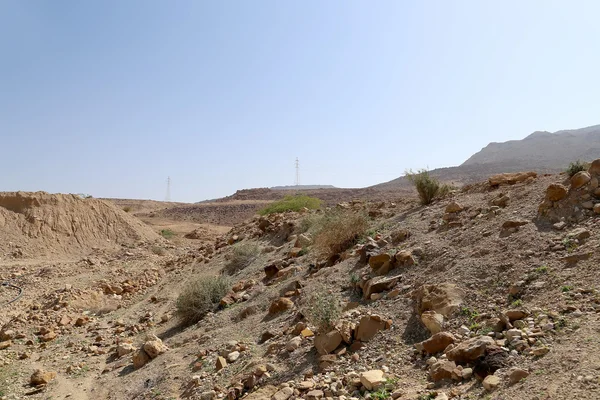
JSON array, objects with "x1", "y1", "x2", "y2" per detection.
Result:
[
  {"x1": 405, "y1": 169, "x2": 452, "y2": 205},
  {"x1": 160, "y1": 229, "x2": 176, "y2": 239},
  {"x1": 223, "y1": 243, "x2": 259, "y2": 275},
  {"x1": 303, "y1": 290, "x2": 342, "y2": 333},
  {"x1": 258, "y1": 195, "x2": 321, "y2": 215},
  {"x1": 313, "y1": 210, "x2": 368, "y2": 258},
  {"x1": 176, "y1": 276, "x2": 229, "y2": 325},
  {"x1": 566, "y1": 160, "x2": 588, "y2": 177}
]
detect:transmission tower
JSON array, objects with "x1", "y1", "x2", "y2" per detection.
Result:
[
  {"x1": 295, "y1": 158, "x2": 300, "y2": 186},
  {"x1": 165, "y1": 177, "x2": 171, "y2": 202}
]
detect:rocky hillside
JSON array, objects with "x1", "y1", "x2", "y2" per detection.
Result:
[
  {"x1": 374, "y1": 124, "x2": 600, "y2": 190},
  {"x1": 2, "y1": 164, "x2": 600, "y2": 399}
]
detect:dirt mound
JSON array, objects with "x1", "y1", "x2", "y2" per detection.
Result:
[{"x1": 0, "y1": 191, "x2": 161, "y2": 258}]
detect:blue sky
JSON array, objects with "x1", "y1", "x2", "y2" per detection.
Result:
[{"x1": 2, "y1": 1, "x2": 599, "y2": 202}]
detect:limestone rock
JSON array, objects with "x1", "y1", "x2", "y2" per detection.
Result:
[
  {"x1": 395, "y1": 250, "x2": 416, "y2": 266},
  {"x1": 508, "y1": 368, "x2": 530, "y2": 385},
  {"x1": 419, "y1": 332, "x2": 455, "y2": 354},
  {"x1": 571, "y1": 171, "x2": 591, "y2": 189},
  {"x1": 216, "y1": 356, "x2": 227, "y2": 371},
  {"x1": 489, "y1": 172, "x2": 536, "y2": 186},
  {"x1": 117, "y1": 342, "x2": 136, "y2": 357},
  {"x1": 421, "y1": 311, "x2": 444, "y2": 334},
  {"x1": 354, "y1": 315, "x2": 389, "y2": 342},
  {"x1": 143, "y1": 337, "x2": 168, "y2": 359},
  {"x1": 132, "y1": 349, "x2": 151, "y2": 369},
  {"x1": 314, "y1": 330, "x2": 343, "y2": 355},
  {"x1": 286, "y1": 336, "x2": 302, "y2": 352},
  {"x1": 589, "y1": 159, "x2": 600, "y2": 175},
  {"x1": 545, "y1": 184, "x2": 568, "y2": 201},
  {"x1": 295, "y1": 234, "x2": 313, "y2": 248},
  {"x1": 30, "y1": 369, "x2": 56, "y2": 386},
  {"x1": 362, "y1": 276, "x2": 399, "y2": 299},
  {"x1": 430, "y1": 360, "x2": 456, "y2": 382},
  {"x1": 445, "y1": 336, "x2": 495, "y2": 363},
  {"x1": 268, "y1": 297, "x2": 294, "y2": 314},
  {"x1": 227, "y1": 351, "x2": 240, "y2": 362},
  {"x1": 483, "y1": 375, "x2": 500, "y2": 391},
  {"x1": 368, "y1": 253, "x2": 393, "y2": 275},
  {"x1": 360, "y1": 369, "x2": 385, "y2": 390},
  {"x1": 412, "y1": 283, "x2": 464, "y2": 317},
  {"x1": 445, "y1": 202, "x2": 463, "y2": 213},
  {"x1": 271, "y1": 387, "x2": 293, "y2": 400}
]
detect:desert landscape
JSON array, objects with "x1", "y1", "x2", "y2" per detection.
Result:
[{"x1": 2, "y1": 126, "x2": 600, "y2": 400}]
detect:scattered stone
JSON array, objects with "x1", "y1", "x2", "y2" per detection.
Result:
[
  {"x1": 314, "y1": 331, "x2": 343, "y2": 355},
  {"x1": 483, "y1": 375, "x2": 500, "y2": 391},
  {"x1": 508, "y1": 368, "x2": 530, "y2": 385},
  {"x1": 0, "y1": 340, "x2": 11, "y2": 350},
  {"x1": 568, "y1": 227, "x2": 591, "y2": 241},
  {"x1": 446, "y1": 336, "x2": 495, "y2": 363},
  {"x1": 268, "y1": 297, "x2": 294, "y2": 314},
  {"x1": 412, "y1": 283, "x2": 464, "y2": 317},
  {"x1": 117, "y1": 342, "x2": 135, "y2": 357},
  {"x1": 216, "y1": 356, "x2": 227, "y2": 371},
  {"x1": 489, "y1": 172, "x2": 537, "y2": 186},
  {"x1": 30, "y1": 369, "x2": 56, "y2": 386},
  {"x1": 354, "y1": 315, "x2": 390, "y2": 342},
  {"x1": 272, "y1": 387, "x2": 293, "y2": 400},
  {"x1": 286, "y1": 336, "x2": 302, "y2": 352},
  {"x1": 360, "y1": 369, "x2": 385, "y2": 390},
  {"x1": 362, "y1": 276, "x2": 399, "y2": 299},
  {"x1": 546, "y1": 184, "x2": 568, "y2": 201},
  {"x1": 143, "y1": 337, "x2": 168, "y2": 359},
  {"x1": 421, "y1": 311, "x2": 444, "y2": 334},
  {"x1": 132, "y1": 349, "x2": 151, "y2": 369},
  {"x1": 430, "y1": 360, "x2": 456, "y2": 381},
  {"x1": 531, "y1": 347, "x2": 549, "y2": 356},
  {"x1": 418, "y1": 332, "x2": 455, "y2": 354},
  {"x1": 445, "y1": 202, "x2": 463, "y2": 213},
  {"x1": 227, "y1": 351, "x2": 240, "y2": 362}
]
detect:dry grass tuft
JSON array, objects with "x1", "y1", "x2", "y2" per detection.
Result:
[
  {"x1": 313, "y1": 211, "x2": 368, "y2": 259},
  {"x1": 303, "y1": 290, "x2": 342, "y2": 333},
  {"x1": 176, "y1": 276, "x2": 229, "y2": 326},
  {"x1": 223, "y1": 243, "x2": 259, "y2": 275}
]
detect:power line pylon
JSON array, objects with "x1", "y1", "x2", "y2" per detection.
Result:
[
  {"x1": 295, "y1": 158, "x2": 300, "y2": 186},
  {"x1": 165, "y1": 177, "x2": 171, "y2": 202}
]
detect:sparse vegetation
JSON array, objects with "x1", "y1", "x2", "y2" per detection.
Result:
[
  {"x1": 561, "y1": 285, "x2": 574, "y2": 292},
  {"x1": 405, "y1": 169, "x2": 452, "y2": 205},
  {"x1": 160, "y1": 229, "x2": 176, "y2": 239},
  {"x1": 313, "y1": 210, "x2": 368, "y2": 258},
  {"x1": 176, "y1": 276, "x2": 229, "y2": 325},
  {"x1": 303, "y1": 290, "x2": 342, "y2": 333},
  {"x1": 511, "y1": 299, "x2": 523, "y2": 307},
  {"x1": 223, "y1": 243, "x2": 260, "y2": 275},
  {"x1": 535, "y1": 265, "x2": 548, "y2": 274},
  {"x1": 258, "y1": 195, "x2": 321, "y2": 215},
  {"x1": 566, "y1": 160, "x2": 589, "y2": 177},
  {"x1": 371, "y1": 387, "x2": 390, "y2": 400},
  {"x1": 151, "y1": 245, "x2": 166, "y2": 256},
  {"x1": 122, "y1": 206, "x2": 132, "y2": 213}
]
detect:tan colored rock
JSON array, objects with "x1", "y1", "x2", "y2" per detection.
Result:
[
  {"x1": 502, "y1": 220, "x2": 529, "y2": 229},
  {"x1": 505, "y1": 310, "x2": 528, "y2": 322},
  {"x1": 271, "y1": 387, "x2": 293, "y2": 400},
  {"x1": 508, "y1": 368, "x2": 530, "y2": 385},
  {"x1": 0, "y1": 330, "x2": 15, "y2": 341},
  {"x1": 419, "y1": 332, "x2": 455, "y2": 354},
  {"x1": 286, "y1": 336, "x2": 302, "y2": 352},
  {"x1": 362, "y1": 276, "x2": 399, "y2": 299},
  {"x1": 589, "y1": 159, "x2": 600, "y2": 175},
  {"x1": 421, "y1": 311, "x2": 444, "y2": 334},
  {"x1": 132, "y1": 349, "x2": 151, "y2": 369},
  {"x1": 360, "y1": 369, "x2": 385, "y2": 390},
  {"x1": 571, "y1": 171, "x2": 591, "y2": 189},
  {"x1": 395, "y1": 250, "x2": 415, "y2": 266},
  {"x1": 295, "y1": 234, "x2": 313, "y2": 248},
  {"x1": 143, "y1": 337, "x2": 168, "y2": 359},
  {"x1": 216, "y1": 356, "x2": 227, "y2": 371},
  {"x1": 483, "y1": 375, "x2": 500, "y2": 391},
  {"x1": 445, "y1": 202, "x2": 463, "y2": 213},
  {"x1": 41, "y1": 331, "x2": 57, "y2": 342},
  {"x1": 0, "y1": 340, "x2": 11, "y2": 350},
  {"x1": 412, "y1": 283, "x2": 464, "y2": 317},
  {"x1": 430, "y1": 360, "x2": 456, "y2": 381},
  {"x1": 301, "y1": 328, "x2": 314, "y2": 338},
  {"x1": 314, "y1": 330, "x2": 343, "y2": 355},
  {"x1": 545, "y1": 184, "x2": 568, "y2": 201},
  {"x1": 368, "y1": 253, "x2": 393, "y2": 275},
  {"x1": 306, "y1": 390, "x2": 324, "y2": 400},
  {"x1": 268, "y1": 297, "x2": 294, "y2": 314},
  {"x1": 30, "y1": 369, "x2": 56, "y2": 386},
  {"x1": 594, "y1": 204, "x2": 600, "y2": 214},
  {"x1": 117, "y1": 342, "x2": 136, "y2": 357},
  {"x1": 355, "y1": 315, "x2": 389, "y2": 342},
  {"x1": 445, "y1": 336, "x2": 495, "y2": 363},
  {"x1": 489, "y1": 172, "x2": 537, "y2": 186}
]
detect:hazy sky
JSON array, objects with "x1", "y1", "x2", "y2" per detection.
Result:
[{"x1": 2, "y1": 1, "x2": 600, "y2": 202}]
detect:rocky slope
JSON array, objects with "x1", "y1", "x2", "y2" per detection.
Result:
[{"x1": 2, "y1": 165, "x2": 600, "y2": 399}]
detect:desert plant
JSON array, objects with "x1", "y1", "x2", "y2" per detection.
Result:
[
  {"x1": 223, "y1": 243, "x2": 259, "y2": 275},
  {"x1": 258, "y1": 195, "x2": 321, "y2": 215},
  {"x1": 566, "y1": 160, "x2": 588, "y2": 177},
  {"x1": 313, "y1": 210, "x2": 368, "y2": 259},
  {"x1": 405, "y1": 169, "x2": 451, "y2": 205},
  {"x1": 122, "y1": 206, "x2": 132, "y2": 213},
  {"x1": 160, "y1": 229, "x2": 176, "y2": 239},
  {"x1": 303, "y1": 290, "x2": 342, "y2": 332},
  {"x1": 176, "y1": 276, "x2": 229, "y2": 325}
]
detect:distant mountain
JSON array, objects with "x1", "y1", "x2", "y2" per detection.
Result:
[
  {"x1": 373, "y1": 124, "x2": 600, "y2": 190},
  {"x1": 270, "y1": 185, "x2": 336, "y2": 190}
]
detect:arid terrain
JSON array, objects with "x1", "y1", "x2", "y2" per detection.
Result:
[{"x1": 2, "y1": 156, "x2": 600, "y2": 400}]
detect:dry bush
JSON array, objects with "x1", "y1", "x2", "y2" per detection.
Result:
[
  {"x1": 405, "y1": 169, "x2": 452, "y2": 205},
  {"x1": 302, "y1": 290, "x2": 342, "y2": 333},
  {"x1": 313, "y1": 211, "x2": 368, "y2": 258},
  {"x1": 566, "y1": 160, "x2": 589, "y2": 177},
  {"x1": 151, "y1": 245, "x2": 165, "y2": 256},
  {"x1": 176, "y1": 276, "x2": 229, "y2": 326},
  {"x1": 122, "y1": 206, "x2": 132, "y2": 213},
  {"x1": 223, "y1": 243, "x2": 260, "y2": 275}
]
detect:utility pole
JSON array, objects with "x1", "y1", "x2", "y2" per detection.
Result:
[
  {"x1": 295, "y1": 158, "x2": 300, "y2": 186},
  {"x1": 165, "y1": 177, "x2": 171, "y2": 202}
]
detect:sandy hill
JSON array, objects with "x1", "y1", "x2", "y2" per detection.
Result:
[
  {"x1": 0, "y1": 191, "x2": 161, "y2": 259},
  {"x1": 374, "y1": 124, "x2": 600, "y2": 190}
]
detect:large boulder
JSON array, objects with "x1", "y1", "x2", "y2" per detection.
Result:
[
  {"x1": 314, "y1": 330, "x2": 343, "y2": 355},
  {"x1": 571, "y1": 171, "x2": 591, "y2": 189},
  {"x1": 545, "y1": 184, "x2": 568, "y2": 202},
  {"x1": 445, "y1": 336, "x2": 495, "y2": 363},
  {"x1": 420, "y1": 311, "x2": 444, "y2": 334},
  {"x1": 411, "y1": 284, "x2": 464, "y2": 317},
  {"x1": 489, "y1": 172, "x2": 537, "y2": 186},
  {"x1": 418, "y1": 332, "x2": 455, "y2": 354},
  {"x1": 354, "y1": 315, "x2": 390, "y2": 342}
]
